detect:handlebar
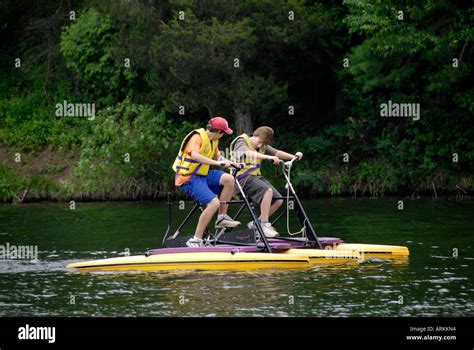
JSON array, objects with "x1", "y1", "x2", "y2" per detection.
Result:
[
  {"x1": 286, "y1": 155, "x2": 300, "y2": 166},
  {"x1": 231, "y1": 163, "x2": 245, "y2": 170},
  {"x1": 219, "y1": 161, "x2": 245, "y2": 170},
  {"x1": 231, "y1": 156, "x2": 300, "y2": 172},
  {"x1": 273, "y1": 155, "x2": 300, "y2": 168}
]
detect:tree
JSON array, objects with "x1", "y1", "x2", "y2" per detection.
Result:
[
  {"x1": 340, "y1": 0, "x2": 474, "y2": 188},
  {"x1": 60, "y1": 7, "x2": 138, "y2": 106},
  {"x1": 147, "y1": 7, "x2": 287, "y2": 134}
]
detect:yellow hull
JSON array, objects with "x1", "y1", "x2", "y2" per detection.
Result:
[
  {"x1": 281, "y1": 243, "x2": 409, "y2": 261},
  {"x1": 66, "y1": 243, "x2": 409, "y2": 272},
  {"x1": 335, "y1": 243, "x2": 409, "y2": 257},
  {"x1": 278, "y1": 248, "x2": 364, "y2": 261},
  {"x1": 66, "y1": 252, "x2": 310, "y2": 272}
]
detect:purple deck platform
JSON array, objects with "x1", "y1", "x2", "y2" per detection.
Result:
[
  {"x1": 148, "y1": 237, "x2": 342, "y2": 256},
  {"x1": 147, "y1": 242, "x2": 292, "y2": 255},
  {"x1": 270, "y1": 237, "x2": 343, "y2": 248}
]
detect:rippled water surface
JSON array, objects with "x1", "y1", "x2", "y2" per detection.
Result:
[{"x1": 0, "y1": 198, "x2": 472, "y2": 316}]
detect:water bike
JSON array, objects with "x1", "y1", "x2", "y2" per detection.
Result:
[{"x1": 67, "y1": 157, "x2": 409, "y2": 271}]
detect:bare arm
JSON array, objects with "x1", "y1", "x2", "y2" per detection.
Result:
[
  {"x1": 275, "y1": 150, "x2": 304, "y2": 161},
  {"x1": 190, "y1": 151, "x2": 221, "y2": 166},
  {"x1": 244, "y1": 150, "x2": 275, "y2": 161},
  {"x1": 274, "y1": 150, "x2": 295, "y2": 161},
  {"x1": 191, "y1": 150, "x2": 242, "y2": 168}
]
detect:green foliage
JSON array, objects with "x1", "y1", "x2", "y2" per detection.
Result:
[
  {"x1": 356, "y1": 159, "x2": 398, "y2": 196},
  {"x1": 60, "y1": 8, "x2": 138, "y2": 106},
  {"x1": 0, "y1": 91, "x2": 55, "y2": 151},
  {"x1": 0, "y1": 88, "x2": 91, "y2": 152},
  {"x1": 0, "y1": 165, "x2": 25, "y2": 202},
  {"x1": 148, "y1": 9, "x2": 280, "y2": 118},
  {"x1": 334, "y1": 0, "x2": 474, "y2": 194},
  {"x1": 26, "y1": 174, "x2": 58, "y2": 199},
  {"x1": 74, "y1": 100, "x2": 198, "y2": 199},
  {"x1": 1, "y1": 0, "x2": 473, "y2": 200},
  {"x1": 0, "y1": 164, "x2": 63, "y2": 202}
]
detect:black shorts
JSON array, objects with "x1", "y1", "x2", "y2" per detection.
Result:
[{"x1": 238, "y1": 175, "x2": 282, "y2": 204}]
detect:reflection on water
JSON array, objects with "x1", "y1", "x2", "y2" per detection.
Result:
[{"x1": 0, "y1": 198, "x2": 473, "y2": 316}]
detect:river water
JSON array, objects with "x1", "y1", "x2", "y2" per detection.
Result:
[{"x1": 0, "y1": 198, "x2": 472, "y2": 317}]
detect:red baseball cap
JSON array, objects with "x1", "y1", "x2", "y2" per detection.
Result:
[{"x1": 209, "y1": 116, "x2": 233, "y2": 135}]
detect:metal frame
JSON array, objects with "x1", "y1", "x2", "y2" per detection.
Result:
[{"x1": 162, "y1": 158, "x2": 322, "y2": 251}]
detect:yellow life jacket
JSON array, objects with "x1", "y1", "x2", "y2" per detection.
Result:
[
  {"x1": 172, "y1": 128, "x2": 218, "y2": 177},
  {"x1": 230, "y1": 133, "x2": 265, "y2": 180}
]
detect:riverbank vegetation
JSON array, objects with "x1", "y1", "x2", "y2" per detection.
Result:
[{"x1": 1, "y1": 0, "x2": 472, "y2": 202}]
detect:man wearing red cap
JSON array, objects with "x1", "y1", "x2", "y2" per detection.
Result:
[{"x1": 172, "y1": 116, "x2": 242, "y2": 247}]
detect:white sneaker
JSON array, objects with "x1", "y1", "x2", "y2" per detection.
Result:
[
  {"x1": 262, "y1": 222, "x2": 279, "y2": 238},
  {"x1": 249, "y1": 221, "x2": 279, "y2": 238},
  {"x1": 186, "y1": 237, "x2": 204, "y2": 247},
  {"x1": 215, "y1": 214, "x2": 241, "y2": 229}
]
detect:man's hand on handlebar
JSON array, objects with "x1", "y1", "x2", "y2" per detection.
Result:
[
  {"x1": 220, "y1": 160, "x2": 243, "y2": 169},
  {"x1": 231, "y1": 162, "x2": 245, "y2": 169},
  {"x1": 268, "y1": 156, "x2": 280, "y2": 165},
  {"x1": 283, "y1": 153, "x2": 302, "y2": 168}
]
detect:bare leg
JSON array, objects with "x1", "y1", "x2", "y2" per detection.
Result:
[
  {"x1": 218, "y1": 173, "x2": 235, "y2": 215},
  {"x1": 194, "y1": 197, "x2": 220, "y2": 239},
  {"x1": 259, "y1": 192, "x2": 283, "y2": 222},
  {"x1": 269, "y1": 199, "x2": 283, "y2": 217},
  {"x1": 259, "y1": 187, "x2": 273, "y2": 222}
]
